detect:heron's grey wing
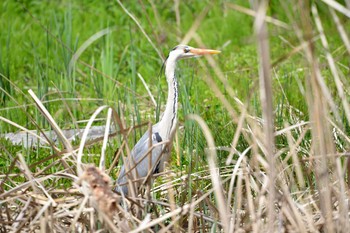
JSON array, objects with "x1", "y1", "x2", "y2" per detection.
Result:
[{"x1": 116, "y1": 124, "x2": 163, "y2": 195}]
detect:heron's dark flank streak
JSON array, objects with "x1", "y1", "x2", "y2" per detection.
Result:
[
  {"x1": 152, "y1": 133, "x2": 162, "y2": 174},
  {"x1": 154, "y1": 161, "x2": 161, "y2": 174},
  {"x1": 154, "y1": 132, "x2": 162, "y2": 143},
  {"x1": 170, "y1": 74, "x2": 178, "y2": 135}
]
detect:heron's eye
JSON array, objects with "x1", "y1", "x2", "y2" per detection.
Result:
[{"x1": 184, "y1": 47, "x2": 190, "y2": 53}]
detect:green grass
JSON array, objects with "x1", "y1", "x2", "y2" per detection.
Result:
[
  {"x1": 1, "y1": 0, "x2": 350, "y2": 231},
  {"x1": 0, "y1": 0, "x2": 264, "y2": 169}
]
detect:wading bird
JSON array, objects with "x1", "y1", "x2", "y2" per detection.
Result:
[{"x1": 115, "y1": 45, "x2": 220, "y2": 196}]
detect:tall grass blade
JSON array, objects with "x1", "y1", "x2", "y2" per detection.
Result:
[{"x1": 254, "y1": 0, "x2": 276, "y2": 230}]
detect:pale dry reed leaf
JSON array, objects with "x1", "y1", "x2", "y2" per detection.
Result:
[
  {"x1": 180, "y1": 6, "x2": 210, "y2": 45},
  {"x1": 298, "y1": 1, "x2": 336, "y2": 231},
  {"x1": 128, "y1": 206, "x2": 185, "y2": 233},
  {"x1": 11, "y1": 196, "x2": 32, "y2": 231},
  {"x1": 137, "y1": 73, "x2": 157, "y2": 107},
  {"x1": 158, "y1": 214, "x2": 181, "y2": 233},
  {"x1": 111, "y1": 106, "x2": 133, "y2": 155},
  {"x1": 77, "y1": 105, "x2": 109, "y2": 177},
  {"x1": 275, "y1": 121, "x2": 309, "y2": 136},
  {"x1": 100, "y1": 108, "x2": 113, "y2": 170},
  {"x1": 34, "y1": 182, "x2": 57, "y2": 207},
  {"x1": 187, "y1": 200, "x2": 195, "y2": 233},
  {"x1": 321, "y1": 0, "x2": 350, "y2": 17},
  {"x1": 328, "y1": 118, "x2": 350, "y2": 147},
  {"x1": 116, "y1": 0, "x2": 164, "y2": 61},
  {"x1": 39, "y1": 214, "x2": 46, "y2": 233},
  {"x1": 334, "y1": 155, "x2": 350, "y2": 229},
  {"x1": 312, "y1": 7, "x2": 350, "y2": 229},
  {"x1": 255, "y1": 0, "x2": 277, "y2": 230},
  {"x1": 70, "y1": 195, "x2": 89, "y2": 232},
  {"x1": 0, "y1": 175, "x2": 54, "y2": 201},
  {"x1": 0, "y1": 97, "x2": 105, "y2": 112},
  {"x1": 17, "y1": 153, "x2": 39, "y2": 193},
  {"x1": 0, "y1": 116, "x2": 50, "y2": 145},
  {"x1": 31, "y1": 200, "x2": 53, "y2": 227},
  {"x1": 329, "y1": 8, "x2": 350, "y2": 56},
  {"x1": 280, "y1": 180, "x2": 309, "y2": 232},
  {"x1": 284, "y1": 122, "x2": 309, "y2": 189},
  {"x1": 0, "y1": 75, "x2": 58, "y2": 148},
  {"x1": 225, "y1": 3, "x2": 290, "y2": 29},
  {"x1": 227, "y1": 146, "x2": 251, "y2": 205},
  {"x1": 174, "y1": 0, "x2": 181, "y2": 30},
  {"x1": 28, "y1": 89, "x2": 73, "y2": 152},
  {"x1": 313, "y1": 4, "x2": 350, "y2": 126},
  {"x1": 162, "y1": 167, "x2": 178, "y2": 232},
  {"x1": 226, "y1": 107, "x2": 247, "y2": 165},
  {"x1": 108, "y1": 139, "x2": 127, "y2": 175},
  {"x1": 281, "y1": 204, "x2": 300, "y2": 232},
  {"x1": 243, "y1": 170, "x2": 258, "y2": 233},
  {"x1": 228, "y1": 161, "x2": 249, "y2": 232},
  {"x1": 186, "y1": 114, "x2": 230, "y2": 233},
  {"x1": 107, "y1": 108, "x2": 135, "y2": 176}
]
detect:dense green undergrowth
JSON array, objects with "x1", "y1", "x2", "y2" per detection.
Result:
[{"x1": 1, "y1": 0, "x2": 349, "y2": 187}]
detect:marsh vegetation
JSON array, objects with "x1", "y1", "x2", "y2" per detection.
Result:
[{"x1": 1, "y1": 0, "x2": 350, "y2": 232}]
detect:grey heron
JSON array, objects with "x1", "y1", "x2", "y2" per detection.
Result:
[{"x1": 115, "y1": 45, "x2": 220, "y2": 196}]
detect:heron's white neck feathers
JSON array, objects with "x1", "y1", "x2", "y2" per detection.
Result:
[{"x1": 159, "y1": 54, "x2": 178, "y2": 139}]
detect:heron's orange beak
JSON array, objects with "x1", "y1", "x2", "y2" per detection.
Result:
[{"x1": 190, "y1": 48, "x2": 221, "y2": 55}]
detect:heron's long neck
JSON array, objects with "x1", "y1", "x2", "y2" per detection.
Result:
[{"x1": 159, "y1": 56, "x2": 178, "y2": 139}]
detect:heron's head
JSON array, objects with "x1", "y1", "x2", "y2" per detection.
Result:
[{"x1": 169, "y1": 44, "x2": 221, "y2": 60}]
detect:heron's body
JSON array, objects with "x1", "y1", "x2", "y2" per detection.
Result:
[
  {"x1": 116, "y1": 122, "x2": 167, "y2": 195},
  {"x1": 115, "y1": 45, "x2": 220, "y2": 195}
]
